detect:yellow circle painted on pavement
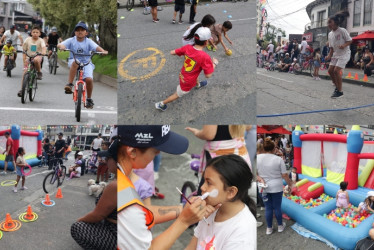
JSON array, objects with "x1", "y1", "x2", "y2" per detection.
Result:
[{"x1": 119, "y1": 47, "x2": 166, "y2": 83}]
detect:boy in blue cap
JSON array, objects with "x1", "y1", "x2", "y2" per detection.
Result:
[{"x1": 57, "y1": 22, "x2": 108, "y2": 109}]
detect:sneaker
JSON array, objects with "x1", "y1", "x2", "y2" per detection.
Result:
[
  {"x1": 316, "y1": 77, "x2": 321, "y2": 81},
  {"x1": 257, "y1": 221, "x2": 264, "y2": 227},
  {"x1": 37, "y1": 72, "x2": 43, "y2": 80},
  {"x1": 260, "y1": 207, "x2": 265, "y2": 211},
  {"x1": 178, "y1": 20, "x2": 184, "y2": 24},
  {"x1": 64, "y1": 83, "x2": 74, "y2": 94},
  {"x1": 3, "y1": 66, "x2": 6, "y2": 71},
  {"x1": 86, "y1": 98, "x2": 94, "y2": 109},
  {"x1": 13, "y1": 187, "x2": 17, "y2": 193},
  {"x1": 12, "y1": 170, "x2": 17, "y2": 174},
  {"x1": 331, "y1": 90, "x2": 343, "y2": 98},
  {"x1": 266, "y1": 227, "x2": 273, "y2": 235},
  {"x1": 155, "y1": 102, "x2": 167, "y2": 111},
  {"x1": 278, "y1": 222, "x2": 286, "y2": 232},
  {"x1": 0, "y1": 171, "x2": 6, "y2": 175},
  {"x1": 196, "y1": 80, "x2": 208, "y2": 89},
  {"x1": 153, "y1": 19, "x2": 160, "y2": 23},
  {"x1": 256, "y1": 213, "x2": 261, "y2": 218},
  {"x1": 172, "y1": 19, "x2": 176, "y2": 24},
  {"x1": 152, "y1": 192, "x2": 165, "y2": 199},
  {"x1": 20, "y1": 186, "x2": 28, "y2": 190}
]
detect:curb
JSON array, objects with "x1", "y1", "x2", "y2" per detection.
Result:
[
  {"x1": 299, "y1": 71, "x2": 374, "y2": 88},
  {"x1": 57, "y1": 59, "x2": 117, "y2": 89}
]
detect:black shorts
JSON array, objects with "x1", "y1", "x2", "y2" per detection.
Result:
[
  {"x1": 175, "y1": 4, "x2": 185, "y2": 13},
  {"x1": 149, "y1": 0, "x2": 158, "y2": 7}
]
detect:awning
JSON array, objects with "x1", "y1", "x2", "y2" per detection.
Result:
[
  {"x1": 270, "y1": 127, "x2": 292, "y2": 135},
  {"x1": 352, "y1": 31, "x2": 374, "y2": 41}
]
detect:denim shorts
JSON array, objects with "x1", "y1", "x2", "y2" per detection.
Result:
[
  {"x1": 16, "y1": 166, "x2": 24, "y2": 176},
  {"x1": 314, "y1": 61, "x2": 320, "y2": 67}
]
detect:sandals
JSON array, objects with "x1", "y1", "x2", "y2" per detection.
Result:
[{"x1": 207, "y1": 45, "x2": 216, "y2": 52}]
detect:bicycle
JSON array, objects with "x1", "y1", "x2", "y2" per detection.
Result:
[
  {"x1": 21, "y1": 51, "x2": 47, "y2": 104},
  {"x1": 126, "y1": 0, "x2": 134, "y2": 11},
  {"x1": 48, "y1": 45, "x2": 58, "y2": 75},
  {"x1": 42, "y1": 156, "x2": 66, "y2": 194},
  {"x1": 180, "y1": 154, "x2": 201, "y2": 205},
  {"x1": 63, "y1": 49, "x2": 106, "y2": 122},
  {"x1": 1, "y1": 50, "x2": 15, "y2": 77},
  {"x1": 294, "y1": 54, "x2": 313, "y2": 76}
]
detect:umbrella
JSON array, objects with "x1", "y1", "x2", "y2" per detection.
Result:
[
  {"x1": 352, "y1": 31, "x2": 374, "y2": 41},
  {"x1": 257, "y1": 126, "x2": 272, "y2": 134},
  {"x1": 270, "y1": 127, "x2": 291, "y2": 135}
]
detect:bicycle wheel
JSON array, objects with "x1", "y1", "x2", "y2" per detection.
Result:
[
  {"x1": 75, "y1": 83, "x2": 82, "y2": 122},
  {"x1": 29, "y1": 74, "x2": 37, "y2": 101},
  {"x1": 21, "y1": 73, "x2": 29, "y2": 104},
  {"x1": 310, "y1": 63, "x2": 315, "y2": 77},
  {"x1": 49, "y1": 57, "x2": 53, "y2": 74},
  {"x1": 53, "y1": 55, "x2": 57, "y2": 75},
  {"x1": 126, "y1": 0, "x2": 134, "y2": 10},
  {"x1": 6, "y1": 61, "x2": 12, "y2": 77},
  {"x1": 43, "y1": 172, "x2": 58, "y2": 194},
  {"x1": 58, "y1": 166, "x2": 66, "y2": 186},
  {"x1": 180, "y1": 181, "x2": 196, "y2": 204}
]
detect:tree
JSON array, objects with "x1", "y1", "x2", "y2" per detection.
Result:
[{"x1": 27, "y1": 0, "x2": 117, "y2": 55}]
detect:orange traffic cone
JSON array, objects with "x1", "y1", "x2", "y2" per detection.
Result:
[
  {"x1": 56, "y1": 188, "x2": 63, "y2": 199},
  {"x1": 24, "y1": 205, "x2": 34, "y2": 220},
  {"x1": 44, "y1": 194, "x2": 52, "y2": 205},
  {"x1": 4, "y1": 213, "x2": 15, "y2": 229},
  {"x1": 362, "y1": 74, "x2": 369, "y2": 82},
  {"x1": 354, "y1": 73, "x2": 359, "y2": 80},
  {"x1": 346, "y1": 72, "x2": 353, "y2": 79}
]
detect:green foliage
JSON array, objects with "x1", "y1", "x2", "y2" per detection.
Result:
[
  {"x1": 92, "y1": 55, "x2": 117, "y2": 78},
  {"x1": 27, "y1": 0, "x2": 117, "y2": 55}
]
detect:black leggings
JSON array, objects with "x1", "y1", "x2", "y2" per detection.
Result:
[{"x1": 71, "y1": 220, "x2": 117, "y2": 250}]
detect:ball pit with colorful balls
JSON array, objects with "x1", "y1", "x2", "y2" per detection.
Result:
[
  {"x1": 285, "y1": 193, "x2": 333, "y2": 209},
  {"x1": 324, "y1": 205, "x2": 372, "y2": 228}
]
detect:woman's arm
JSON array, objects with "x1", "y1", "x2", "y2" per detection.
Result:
[
  {"x1": 78, "y1": 181, "x2": 117, "y2": 223},
  {"x1": 185, "y1": 125, "x2": 218, "y2": 141},
  {"x1": 148, "y1": 205, "x2": 183, "y2": 224},
  {"x1": 185, "y1": 236, "x2": 198, "y2": 250}
]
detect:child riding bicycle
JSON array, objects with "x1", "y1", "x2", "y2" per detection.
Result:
[
  {"x1": 19, "y1": 25, "x2": 47, "y2": 97},
  {"x1": 47, "y1": 27, "x2": 62, "y2": 59},
  {"x1": 2, "y1": 39, "x2": 16, "y2": 71},
  {"x1": 57, "y1": 22, "x2": 108, "y2": 109}
]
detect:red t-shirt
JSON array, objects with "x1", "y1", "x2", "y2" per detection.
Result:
[
  {"x1": 175, "y1": 45, "x2": 214, "y2": 91},
  {"x1": 6, "y1": 137, "x2": 14, "y2": 156}
]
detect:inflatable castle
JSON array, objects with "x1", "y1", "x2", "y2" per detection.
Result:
[
  {"x1": 0, "y1": 125, "x2": 43, "y2": 171},
  {"x1": 282, "y1": 125, "x2": 374, "y2": 250}
]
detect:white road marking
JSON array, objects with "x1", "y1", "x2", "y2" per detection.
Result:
[
  {"x1": 257, "y1": 72, "x2": 294, "y2": 83},
  {"x1": 230, "y1": 17, "x2": 257, "y2": 22},
  {"x1": 27, "y1": 170, "x2": 52, "y2": 178},
  {"x1": 0, "y1": 107, "x2": 117, "y2": 114}
]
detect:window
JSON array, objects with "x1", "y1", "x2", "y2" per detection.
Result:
[
  {"x1": 317, "y1": 10, "x2": 326, "y2": 28},
  {"x1": 353, "y1": 0, "x2": 362, "y2": 27},
  {"x1": 311, "y1": 14, "x2": 314, "y2": 27},
  {"x1": 364, "y1": 0, "x2": 373, "y2": 25}
]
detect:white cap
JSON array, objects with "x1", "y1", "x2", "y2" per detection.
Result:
[
  {"x1": 194, "y1": 27, "x2": 211, "y2": 41},
  {"x1": 77, "y1": 152, "x2": 83, "y2": 156},
  {"x1": 367, "y1": 191, "x2": 374, "y2": 197}
]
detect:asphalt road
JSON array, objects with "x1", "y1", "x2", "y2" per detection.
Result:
[
  {"x1": 257, "y1": 67, "x2": 374, "y2": 124},
  {"x1": 0, "y1": 34, "x2": 117, "y2": 125},
  {"x1": 149, "y1": 125, "x2": 257, "y2": 249},
  {"x1": 0, "y1": 151, "x2": 105, "y2": 249},
  {"x1": 117, "y1": 1, "x2": 256, "y2": 124}
]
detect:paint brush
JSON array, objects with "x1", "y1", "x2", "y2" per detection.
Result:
[{"x1": 176, "y1": 187, "x2": 209, "y2": 225}]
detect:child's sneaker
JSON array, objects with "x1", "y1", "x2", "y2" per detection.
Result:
[
  {"x1": 316, "y1": 77, "x2": 321, "y2": 81},
  {"x1": 278, "y1": 222, "x2": 286, "y2": 232},
  {"x1": 331, "y1": 90, "x2": 343, "y2": 98},
  {"x1": 178, "y1": 20, "x2": 184, "y2": 24},
  {"x1": 20, "y1": 186, "x2": 28, "y2": 190},
  {"x1": 196, "y1": 80, "x2": 208, "y2": 89},
  {"x1": 172, "y1": 19, "x2": 176, "y2": 24},
  {"x1": 266, "y1": 227, "x2": 273, "y2": 235},
  {"x1": 155, "y1": 102, "x2": 167, "y2": 111},
  {"x1": 13, "y1": 187, "x2": 17, "y2": 193}
]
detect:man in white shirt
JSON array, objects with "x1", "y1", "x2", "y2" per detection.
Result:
[
  {"x1": 0, "y1": 25, "x2": 24, "y2": 63},
  {"x1": 281, "y1": 135, "x2": 288, "y2": 149},
  {"x1": 267, "y1": 41, "x2": 274, "y2": 54},
  {"x1": 300, "y1": 37, "x2": 308, "y2": 54},
  {"x1": 91, "y1": 133, "x2": 104, "y2": 151}
]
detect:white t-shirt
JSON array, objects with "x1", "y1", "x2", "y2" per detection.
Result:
[
  {"x1": 267, "y1": 43, "x2": 274, "y2": 53},
  {"x1": 92, "y1": 138, "x2": 103, "y2": 150},
  {"x1": 3, "y1": 30, "x2": 20, "y2": 44},
  {"x1": 182, "y1": 23, "x2": 199, "y2": 46},
  {"x1": 194, "y1": 205, "x2": 256, "y2": 250},
  {"x1": 281, "y1": 138, "x2": 288, "y2": 149},
  {"x1": 328, "y1": 27, "x2": 352, "y2": 58},
  {"x1": 118, "y1": 205, "x2": 152, "y2": 250},
  {"x1": 300, "y1": 40, "x2": 308, "y2": 53},
  {"x1": 75, "y1": 166, "x2": 81, "y2": 177},
  {"x1": 257, "y1": 153, "x2": 287, "y2": 193}
]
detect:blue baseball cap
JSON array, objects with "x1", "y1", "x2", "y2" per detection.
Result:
[
  {"x1": 118, "y1": 125, "x2": 189, "y2": 155},
  {"x1": 74, "y1": 22, "x2": 88, "y2": 31}
]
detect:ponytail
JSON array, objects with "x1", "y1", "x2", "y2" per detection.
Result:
[
  {"x1": 329, "y1": 11, "x2": 349, "y2": 27},
  {"x1": 185, "y1": 14, "x2": 215, "y2": 40}
]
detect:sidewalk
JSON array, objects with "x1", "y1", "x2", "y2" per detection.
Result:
[{"x1": 300, "y1": 66, "x2": 374, "y2": 87}]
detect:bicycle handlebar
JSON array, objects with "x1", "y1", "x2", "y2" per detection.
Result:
[
  {"x1": 62, "y1": 49, "x2": 106, "y2": 67},
  {"x1": 23, "y1": 51, "x2": 48, "y2": 58}
]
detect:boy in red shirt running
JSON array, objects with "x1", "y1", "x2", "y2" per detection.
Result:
[{"x1": 155, "y1": 27, "x2": 218, "y2": 111}]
